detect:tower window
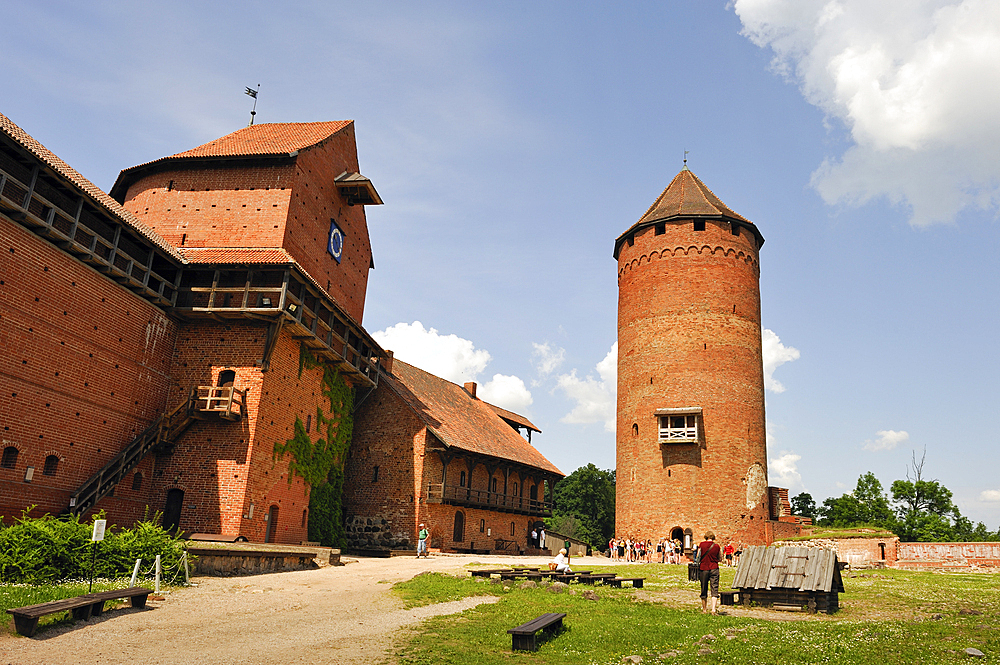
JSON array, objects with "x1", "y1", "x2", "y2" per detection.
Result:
[
  {"x1": 654, "y1": 223, "x2": 665, "y2": 235},
  {"x1": 1, "y1": 447, "x2": 17, "y2": 469},
  {"x1": 693, "y1": 220, "x2": 705, "y2": 232},
  {"x1": 731, "y1": 224, "x2": 740, "y2": 236},
  {"x1": 43, "y1": 455, "x2": 59, "y2": 476},
  {"x1": 459, "y1": 470, "x2": 466, "y2": 487},
  {"x1": 658, "y1": 414, "x2": 699, "y2": 442},
  {"x1": 372, "y1": 465, "x2": 379, "y2": 482},
  {"x1": 132, "y1": 472, "x2": 143, "y2": 491},
  {"x1": 627, "y1": 234, "x2": 634, "y2": 247}
]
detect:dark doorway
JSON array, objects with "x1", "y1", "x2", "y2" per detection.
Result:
[
  {"x1": 879, "y1": 542, "x2": 886, "y2": 560},
  {"x1": 218, "y1": 369, "x2": 236, "y2": 387},
  {"x1": 529, "y1": 484, "x2": 538, "y2": 501},
  {"x1": 265, "y1": 505, "x2": 279, "y2": 543},
  {"x1": 163, "y1": 489, "x2": 184, "y2": 533},
  {"x1": 670, "y1": 527, "x2": 683, "y2": 544},
  {"x1": 453, "y1": 510, "x2": 465, "y2": 542}
]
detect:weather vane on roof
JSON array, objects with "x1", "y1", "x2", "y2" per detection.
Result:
[
  {"x1": 683, "y1": 149, "x2": 690, "y2": 170},
  {"x1": 245, "y1": 84, "x2": 260, "y2": 126}
]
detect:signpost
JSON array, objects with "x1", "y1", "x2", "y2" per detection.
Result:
[{"x1": 89, "y1": 519, "x2": 106, "y2": 593}]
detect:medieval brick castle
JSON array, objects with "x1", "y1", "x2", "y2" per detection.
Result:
[{"x1": 1, "y1": 110, "x2": 797, "y2": 552}]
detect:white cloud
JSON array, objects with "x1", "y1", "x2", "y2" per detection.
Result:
[
  {"x1": 478, "y1": 374, "x2": 533, "y2": 413},
  {"x1": 531, "y1": 342, "x2": 566, "y2": 378},
  {"x1": 555, "y1": 342, "x2": 617, "y2": 432},
  {"x1": 768, "y1": 451, "x2": 803, "y2": 490},
  {"x1": 863, "y1": 429, "x2": 910, "y2": 451},
  {"x1": 734, "y1": 0, "x2": 1000, "y2": 226},
  {"x1": 762, "y1": 328, "x2": 800, "y2": 393},
  {"x1": 371, "y1": 321, "x2": 490, "y2": 383},
  {"x1": 980, "y1": 490, "x2": 1000, "y2": 502}
]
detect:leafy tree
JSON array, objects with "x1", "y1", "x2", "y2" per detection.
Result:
[
  {"x1": 790, "y1": 492, "x2": 817, "y2": 519},
  {"x1": 818, "y1": 493, "x2": 865, "y2": 527},
  {"x1": 854, "y1": 472, "x2": 894, "y2": 526},
  {"x1": 545, "y1": 464, "x2": 615, "y2": 550}
]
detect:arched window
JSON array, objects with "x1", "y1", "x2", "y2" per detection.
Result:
[
  {"x1": 132, "y1": 472, "x2": 143, "y2": 491},
  {"x1": 490, "y1": 477, "x2": 498, "y2": 493},
  {"x1": 632, "y1": 423, "x2": 638, "y2": 437},
  {"x1": 43, "y1": 455, "x2": 59, "y2": 476},
  {"x1": 479, "y1": 518, "x2": 485, "y2": 533},
  {"x1": 218, "y1": 369, "x2": 236, "y2": 387},
  {"x1": 302, "y1": 509, "x2": 308, "y2": 528},
  {"x1": 1, "y1": 447, "x2": 18, "y2": 469},
  {"x1": 512, "y1": 482, "x2": 518, "y2": 496},
  {"x1": 452, "y1": 511, "x2": 465, "y2": 542}
]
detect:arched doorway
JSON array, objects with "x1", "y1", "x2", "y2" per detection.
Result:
[
  {"x1": 218, "y1": 369, "x2": 236, "y2": 387},
  {"x1": 265, "y1": 505, "x2": 279, "y2": 543},
  {"x1": 670, "y1": 526, "x2": 684, "y2": 544},
  {"x1": 163, "y1": 489, "x2": 184, "y2": 533},
  {"x1": 453, "y1": 510, "x2": 465, "y2": 542}
]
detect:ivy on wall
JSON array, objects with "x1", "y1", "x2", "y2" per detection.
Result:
[{"x1": 272, "y1": 344, "x2": 354, "y2": 546}]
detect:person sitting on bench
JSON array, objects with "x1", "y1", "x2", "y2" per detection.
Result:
[{"x1": 552, "y1": 548, "x2": 572, "y2": 573}]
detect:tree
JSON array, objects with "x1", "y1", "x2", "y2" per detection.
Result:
[
  {"x1": 790, "y1": 492, "x2": 817, "y2": 520},
  {"x1": 545, "y1": 464, "x2": 615, "y2": 550},
  {"x1": 854, "y1": 472, "x2": 894, "y2": 527}
]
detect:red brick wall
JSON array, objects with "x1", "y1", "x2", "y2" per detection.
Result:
[
  {"x1": 344, "y1": 379, "x2": 422, "y2": 549},
  {"x1": 616, "y1": 216, "x2": 770, "y2": 547},
  {"x1": 120, "y1": 164, "x2": 294, "y2": 248},
  {"x1": 150, "y1": 324, "x2": 317, "y2": 543},
  {"x1": 285, "y1": 127, "x2": 372, "y2": 323},
  {"x1": 0, "y1": 217, "x2": 176, "y2": 522},
  {"x1": 898, "y1": 541, "x2": 1000, "y2": 567}
]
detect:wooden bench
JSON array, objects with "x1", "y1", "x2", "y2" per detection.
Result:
[
  {"x1": 607, "y1": 577, "x2": 645, "y2": 588},
  {"x1": 578, "y1": 573, "x2": 616, "y2": 585},
  {"x1": 7, "y1": 587, "x2": 152, "y2": 637},
  {"x1": 720, "y1": 590, "x2": 740, "y2": 606},
  {"x1": 507, "y1": 612, "x2": 567, "y2": 651},
  {"x1": 469, "y1": 569, "x2": 509, "y2": 577}
]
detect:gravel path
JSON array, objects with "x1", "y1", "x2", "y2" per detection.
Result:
[{"x1": 2, "y1": 554, "x2": 601, "y2": 665}]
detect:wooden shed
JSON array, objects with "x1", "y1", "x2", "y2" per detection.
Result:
[{"x1": 732, "y1": 545, "x2": 844, "y2": 614}]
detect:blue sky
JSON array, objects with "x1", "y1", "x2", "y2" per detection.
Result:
[{"x1": 4, "y1": 1, "x2": 999, "y2": 526}]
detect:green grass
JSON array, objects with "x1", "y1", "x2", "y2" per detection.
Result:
[
  {"x1": 390, "y1": 564, "x2": 1000, "y2": 664},
  {"x1": 782, "y1": 525, "x2": 898, "y2": 540}
]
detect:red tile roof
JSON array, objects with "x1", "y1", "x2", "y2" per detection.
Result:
[
  {"x1": 638, "y1": 168, "x2": 751, "y2": 226},
  {"x1": 385, "y1": 360, "x2": 562, "y2": 476},
  {"x1": 178, "y1": 247, "x2": 295, "y2": 264},
  {"x1": 0, "y1": 112, "x2": 181, "y2": 260},
  {"x1": 171, "y1": 121, "x2": 353, "y2": 159}
]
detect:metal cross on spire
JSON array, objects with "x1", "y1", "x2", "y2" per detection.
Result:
[
  {"x1": 683, "y1": 149, "x2": 690, "y2": 170},
  {"x1": 245, "y1": 84, "x2": 260, "y2": 126}
]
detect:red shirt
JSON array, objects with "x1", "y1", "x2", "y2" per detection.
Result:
[{"x1": 698, "y1": 541, "x2": 721, "y2": 571}]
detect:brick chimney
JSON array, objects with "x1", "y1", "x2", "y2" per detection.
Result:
[
  {"x1": 382, "y1": 350, "x2": 394, "y2": 375},
  {"x1": 464, "y1": 381, "x2": 477, "y2": 399}
]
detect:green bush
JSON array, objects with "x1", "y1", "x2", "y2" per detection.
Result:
[{"x1": 0, "y1": 509, "x2": 185, "y2": 584}]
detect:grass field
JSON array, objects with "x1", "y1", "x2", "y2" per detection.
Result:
[{"x1": 390, "y1": 563, "x2": 1000, "y2": 664}]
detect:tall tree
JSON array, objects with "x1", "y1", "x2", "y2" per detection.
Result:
[
  {"x1": 546, "y1": 464, "x2": 615, "y2": 549},
  {"x1": 854, "y1": 472, "x2": 894, "y2": 526},
  {"x1": 790, "y1": 492, "x2": 817, "y2": 519}
]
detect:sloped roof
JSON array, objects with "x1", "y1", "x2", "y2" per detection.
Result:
[
  {"x1": 487, "y1": 402, "x2": 541, "y2": 433},
  {"x1": 614, "y1": 168, "x2": 764, "y2": 258},
  {"x1": 179, "y1": 247, "x2": 295, "y2": 264},
  {"x1": 733, "y1": 545, "x2": 845, "y2": 592},
  {"x1": 110, "y1": 121, "x2": 353, "y2": 200},
  {"x1": 0, "y1": 112, "x2": 182, "y2": 260},
  {"x1": 384, "y1": 360, "x2": 562, "y2": 475}
]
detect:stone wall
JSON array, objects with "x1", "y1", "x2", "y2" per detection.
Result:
[
  {"x1": 189, "y1": 546, "x2": 339, "y2": 576},
  {"x1": 898, "y1": 542, "x2": 1000, "y2": 568},
  {"x1": 344, "y1": 514, "x2": 411, "y2": 551}
]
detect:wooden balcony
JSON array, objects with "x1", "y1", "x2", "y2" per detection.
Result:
[{"x1": 426, "y1": 483, "x2": 553, "y2": 517}]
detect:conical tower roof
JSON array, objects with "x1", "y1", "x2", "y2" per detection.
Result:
[{"x1": 614, "y1": 167, "x2": 763, "y2": 258}]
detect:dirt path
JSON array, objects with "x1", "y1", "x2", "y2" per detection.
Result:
[{"x1": 3, "y1": 553, "x2": 569, "y2": 665}]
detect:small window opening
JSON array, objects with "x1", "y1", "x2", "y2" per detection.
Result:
[
  {"x1": 218, "y1": 370, "x2": 236, "y2": 387},
  {"x1": 480, "y1": 519, "x2": 485, "y2": 533},
  {"x1": 43, "y1": 455, "x2": 59, "y2": 476},
  {"x1": 167, "y1": 180, "x2": 174, "y2": 191},
  {"x1": 372, "y1": 465, "x2": 379, "y2": 483},
  {"x1": 459, "y1": 470, "x2": 466, "y2": 487},
  {"x1": 302, "y1": 509, "x2": 308, "y2": 528},
  {"x1": 879, "y1": 542, "x2": 886, "y2": 560},
  {"x1": 490, "y1": 477, "x2": 498, "y2": 493},
  {"x1": 512, "y1": 482, "x2": 518, "y2": 496},
  {"x1": 1, "y1": 447, "x2": 17, "y2": 469},
  {"x1": 180, "y1": 233, "x2": 187, "y2": 245},
  {"x1": 654, "y1": 223, "x2": 665, "y2": 235},
  {"x1": 305, "y1": 414, "x2": 312, "y2": 433},
  {"x1": 632, "y1": 423, "x2": 638, "y2": 437},
  {"x1": 627, "y1": 234, "x2": 634, "y2": 247},
  {"x1": 731, "y1": 224, "x2": 740, "y2": 236},
  {"x1": 510, "y1": 522, "x2": 516, "y2": 536},
  {"x1": 132, "y1": 472, "x2": 143, "y2": 491},
  {"x1": 693, "y1": 220, "x2": 705, "y2": 232}
]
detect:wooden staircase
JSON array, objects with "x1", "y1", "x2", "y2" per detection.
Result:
[{"x1": 67, "y1": 386, "x2": 247, "y2": 516}]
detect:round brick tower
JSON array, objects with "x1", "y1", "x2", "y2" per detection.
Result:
[{"x1": 614, "y1": 167, "x2": 769, "y2": 550}]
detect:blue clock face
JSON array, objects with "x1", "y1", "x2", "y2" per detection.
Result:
[{"x1": 328, "y1": 220, "x2": 344, "y2": 263}]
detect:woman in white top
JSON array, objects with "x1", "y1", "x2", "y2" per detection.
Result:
[{"x1": 553, "y1": 548, "x2": 572, "y2": 573}]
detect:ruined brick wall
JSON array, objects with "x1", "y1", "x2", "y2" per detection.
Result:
[
  {"x1": 616, "y1": 216, "x2": 770, "y2": 547},
  {"x1": 0, "y1": 217, "x2": 176, "y2": 523},
  {"x1": 898, "y1": 542, "x2": 1000, "y2": 567},
  {"x1": 343, "y1": 378, "x2": 421, "y2": 550}
]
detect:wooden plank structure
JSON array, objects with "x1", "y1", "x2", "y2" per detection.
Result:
[{"x1": 731, "y1": 545, "x2": 844, "y2": 614}]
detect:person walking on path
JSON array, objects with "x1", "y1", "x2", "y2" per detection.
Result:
[
  {"x1": 723, "y1": 541, "x2": 735, "y2": 567},
  {"x1": 417, "y1": 523, "x2": 429, "y2": 558},
  {"x1": 697, "y1": 531, "x2": 722, "y2": 614}
]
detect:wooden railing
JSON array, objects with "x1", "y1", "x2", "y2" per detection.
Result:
[
  {"x1": 196, "y1": 386, "x2": 247, "y2": 420},
  {"x1": 426, "y1": 483, "x2": 553, "y2": 516}
]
